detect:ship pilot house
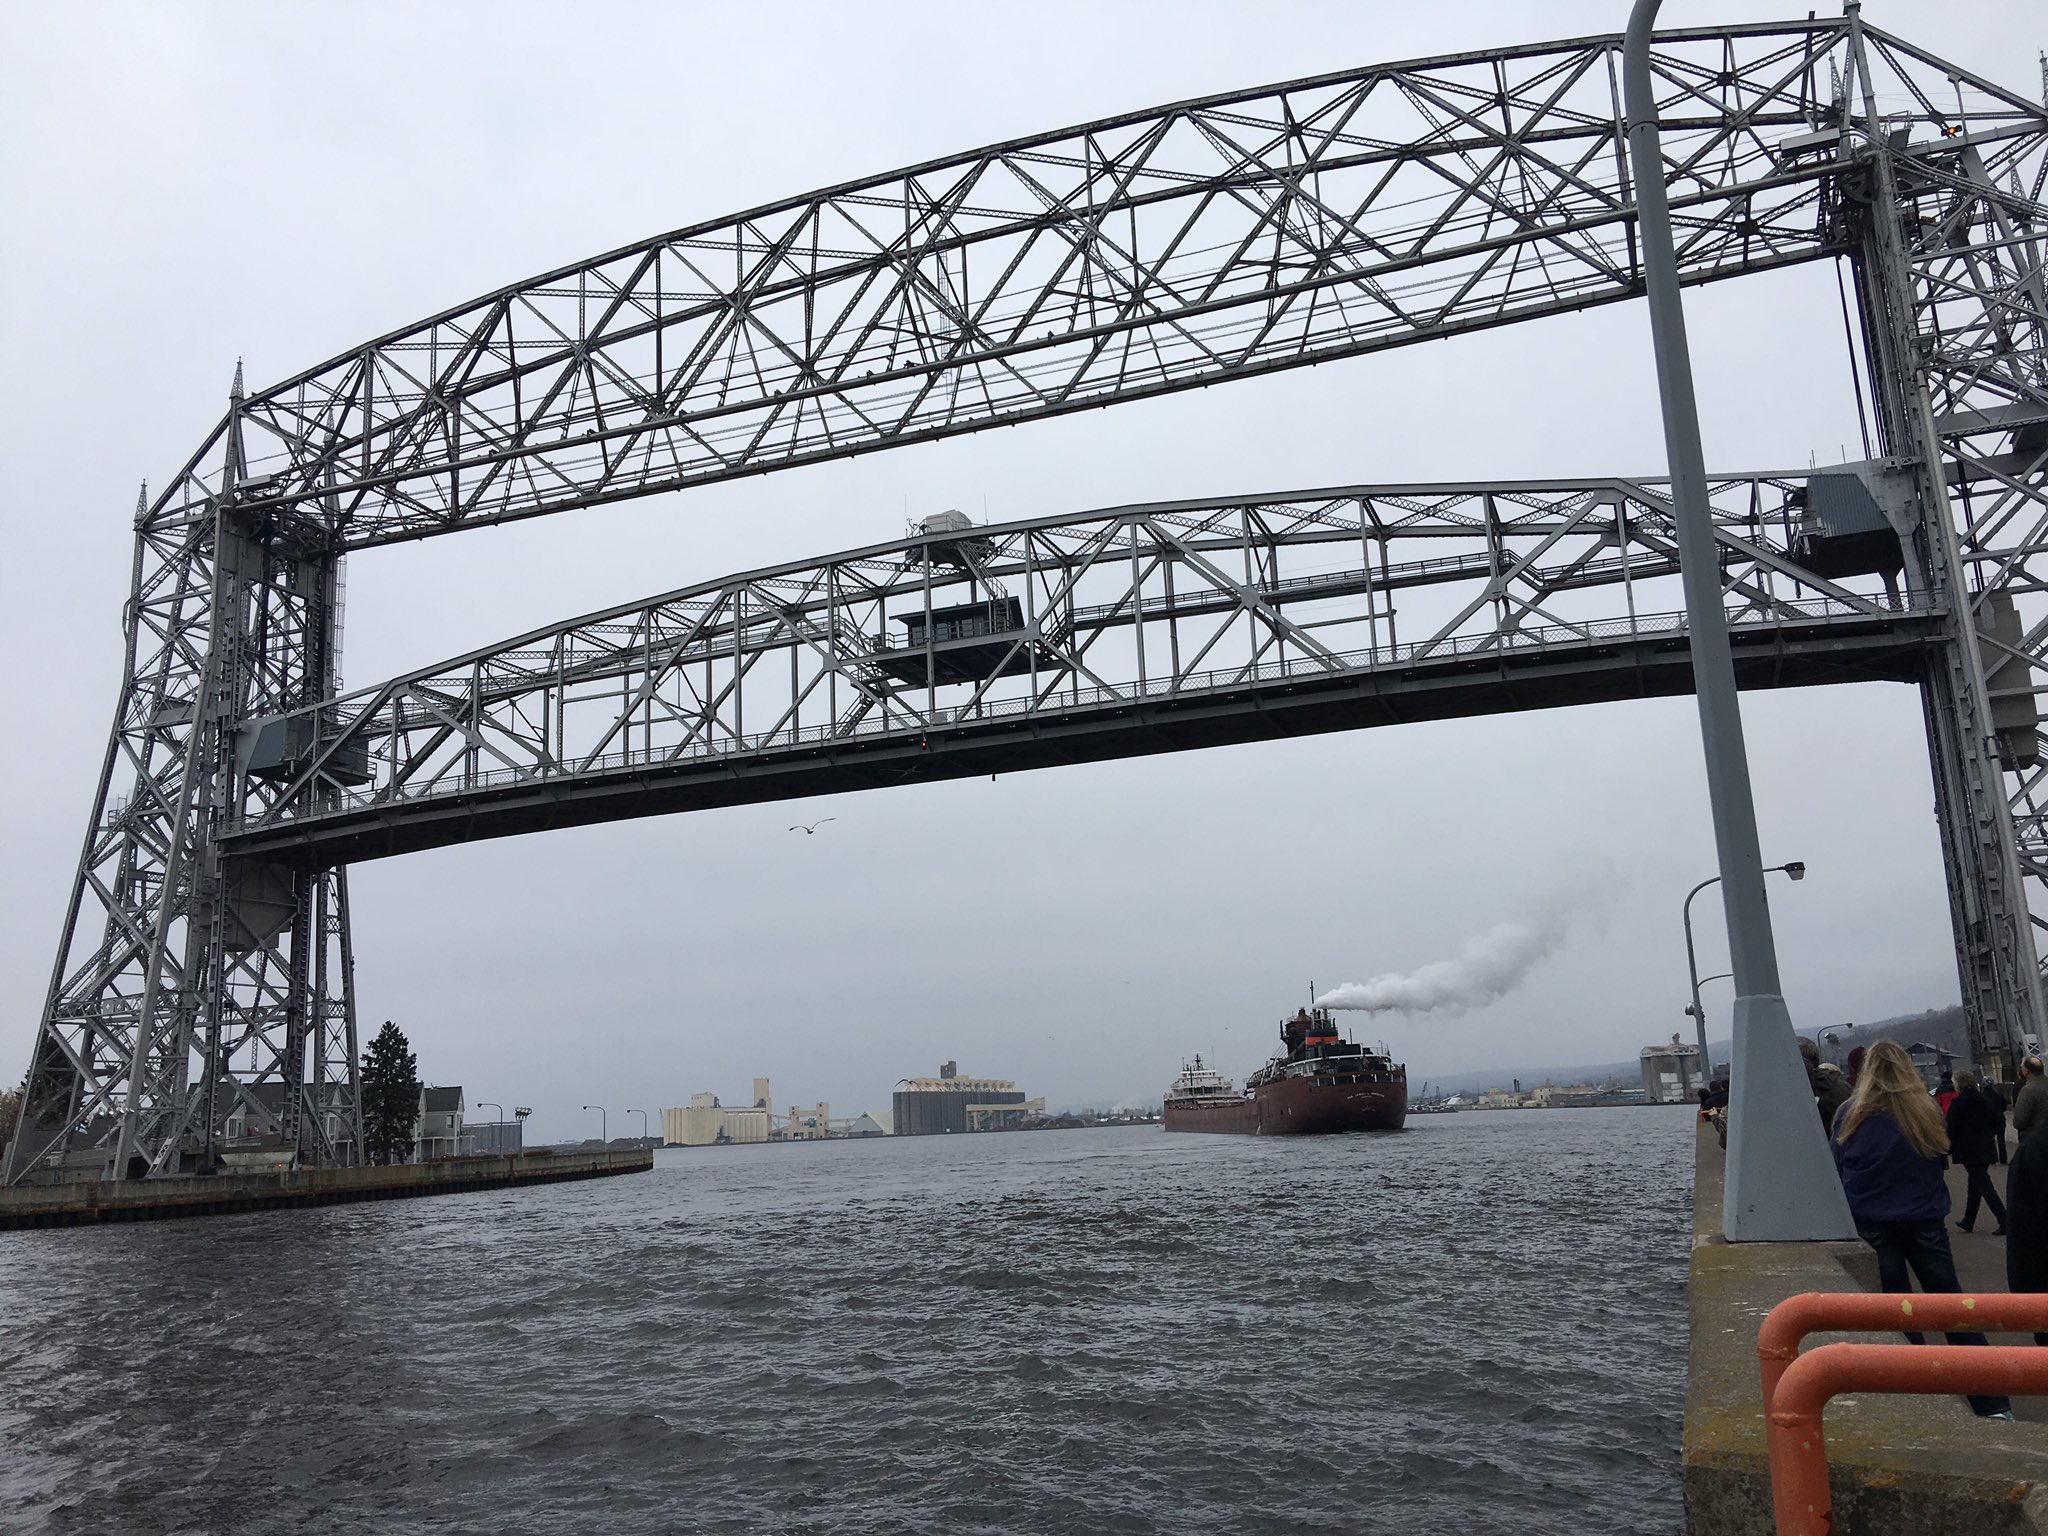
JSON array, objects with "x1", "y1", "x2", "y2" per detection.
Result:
[{"x1": 873, "y1": 510, "x2": 1037, "y2": 686}]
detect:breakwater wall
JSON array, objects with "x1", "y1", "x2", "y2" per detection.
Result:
[
  {"x1": 1683, "y1": 1121, "x2": 2046, "y2": 1532},
  {"x1": 0, "y1": 1146, "x2": 652, "y2": 1230}
]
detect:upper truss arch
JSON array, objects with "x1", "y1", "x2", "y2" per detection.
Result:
[{"x1": 143, "y1": 18, "x2": 2046, "y2": 550}]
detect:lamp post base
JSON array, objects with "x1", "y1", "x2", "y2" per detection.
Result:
[{"x1": 1723, "y1": 992, "x2": 1857, "y2": 1242}]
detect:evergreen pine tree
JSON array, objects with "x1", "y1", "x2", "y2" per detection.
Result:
[{"x1": 360, "y1": 1021, "x2": 421, "y2": 1165}]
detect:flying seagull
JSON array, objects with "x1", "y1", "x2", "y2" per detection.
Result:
[{"x1": 789, "y1": 818, "x2": 836, "y2": 835}]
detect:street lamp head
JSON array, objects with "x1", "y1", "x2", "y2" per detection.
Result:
[{"x1": 1782, "y1": 860, "x2": 1807, "y2": 881}]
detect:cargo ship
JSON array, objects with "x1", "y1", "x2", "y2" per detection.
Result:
[{"x1": 1163, "y1": 1007, "x2": 1407, "y2": 1135}]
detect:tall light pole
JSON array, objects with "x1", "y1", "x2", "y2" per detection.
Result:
[
  {"x1": 1625, "y1": 1, "x2": 1854, "y2": 1241},
  {"x1": 1684, "y1": 862, "x2": 1806, "y2": 1077},
  {"x1": 1680, "y1": 972, "x2": 1734, "y2": 1099},
  {"x1": 582, "y1": 1105, "x2": 606, "y2": 1145},
  {"x1": 626, "y1": 1108, "x2": 650, "y2": 1144},
  {"x1": 477, "y1": 1102, "x2": 504, "y2": 1156}
]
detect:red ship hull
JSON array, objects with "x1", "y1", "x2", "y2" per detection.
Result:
[{"x1": 1164, "y1": 1073, "x2": 1406, "y2": 1135}]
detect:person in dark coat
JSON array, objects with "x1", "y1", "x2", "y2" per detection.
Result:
[
  {"x1": 2016, "y1": 1056, "x2": 2048, "y2": 1144},
  {"x1": 1799, "y1": 1036, "x2": 1851, "y2": 1133},
  {"x1": 1832, "y1": 1040, "x2": 2013, "y2": 1418},
  {"x1": 1985, "y1": 1077, "x2": 2011, "y2": 1166},
  {"x1": 2006, "y1": 1112, "x2": 2048, "y2": 1346},
  {"x1": 1946, "y1": 1070, "x2": 2008, "y2": 1234}
]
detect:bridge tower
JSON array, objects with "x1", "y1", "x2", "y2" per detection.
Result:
[
  {"x1": 1834, "y1": 22, "x2": 2048, "y2": 1067},
  {"x1": 4, "y1": 374, "x2": 363, "y2": 1181},
  {"x1": 6, "y1": 16, "x2": 2045, "y2": 1180}
]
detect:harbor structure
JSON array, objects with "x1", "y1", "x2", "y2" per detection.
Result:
[
  {"x1": 662, "y1": 1078, "x2": 893, "y2": 1144},
  {"x1": 781, "y1": 1102, "x2": 830, "y2": 1140},
  {"x1": 663, "y1": 1094, "x2": 770, "y2": 1147},
  {"x1": 1641, "y1": 1036, "x2": 1705, "y2": 1104},
  {"x1": 9, "y1": 16, "x2": 2042, "y2": 1222},
  {"x1": 0, "y1": 1146, "x2": 649, "y2": 1230},
  {"x1": 462, "y1": 1117, "x2": 524, "y2": 1156},
  {"x1": 893, "y1": 1062, "x2": 1038, "y2": 1136}
]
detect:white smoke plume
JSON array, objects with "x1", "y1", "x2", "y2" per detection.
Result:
[{"x1": 1315, "y1": 918, "x2": 1566, "y2": 1016}]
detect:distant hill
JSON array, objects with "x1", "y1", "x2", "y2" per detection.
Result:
[{"x1": 1413, "y1": 1004, "x2": 1969, "y2": 1097}]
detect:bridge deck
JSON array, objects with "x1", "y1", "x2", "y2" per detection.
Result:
[{"x1": 223, "y1": 606, "x2": 1939, "y2": 869}]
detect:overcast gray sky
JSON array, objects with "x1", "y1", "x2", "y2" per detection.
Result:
[{"x1": 3, "y1": 1, "x2": 2041, "y2": 1143}]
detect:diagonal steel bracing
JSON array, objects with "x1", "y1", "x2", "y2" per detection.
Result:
[
  {"x1": 217, "y1": 476, "x2": 1939, "y2": 871},
  {"x1": 9, "y1": 14, "x2": 2047, "y2": 1181}
]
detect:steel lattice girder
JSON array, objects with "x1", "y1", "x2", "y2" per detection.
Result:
[
  {"x1": 133, "y1": 18, "x2": 2040, "y2": 548},
  {"x1": 217, "y1": 475, "x2": 1939, "y2": 866},
  {"x1": 12, "y1": 16, "x2": 2048, "y2": 1181}
]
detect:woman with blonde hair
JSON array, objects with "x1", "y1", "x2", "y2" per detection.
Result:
[{"x1": 1831, "y1": 1039, "x2": 2013, "y2": 1419}]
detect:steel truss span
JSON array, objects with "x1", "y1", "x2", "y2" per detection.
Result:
[
  {"x1": 11, "y1": 14, "x2": 2048, "y2": 1183},
  {"x1": 222, "y1": 477, "x2": 1937, "y2": 867}
]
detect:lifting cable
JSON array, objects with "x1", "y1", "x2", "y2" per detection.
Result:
[{"x1": 1834, "y1": 256, "x2": 1875, "y2": 459}]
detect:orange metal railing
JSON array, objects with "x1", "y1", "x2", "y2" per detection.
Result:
[{"x1": 1757, "y1": 1291, "x2": 2048, "y2": 1535}]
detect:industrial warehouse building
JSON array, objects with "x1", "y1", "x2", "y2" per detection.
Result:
[
  {"x1": 662, "y1": 1078, "x2": 891, "y2": 1144},
  {"x1": 892, "y1": 1061, "x2": 1042, "y2": 1135},
  {"x1": 1639, "y1": 1036, "x2": 1705, "y2": 1104},
  {"x1": 663, "y1": 1091, "x2": 770, "y2": 1146}
]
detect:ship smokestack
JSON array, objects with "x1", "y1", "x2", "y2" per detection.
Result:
[{"x1": 1315, "y1": 918, "x2": 1564, "y2": 1016}]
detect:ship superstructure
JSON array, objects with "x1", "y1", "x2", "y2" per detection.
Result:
[{"x1": 1164, "y1": 1007, "x2": 1406, "y2": 1135}]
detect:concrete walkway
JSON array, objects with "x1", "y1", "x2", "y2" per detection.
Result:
[
  {"x1": 1684, "y1": 1121, "x2": 2047, "y2": 1531},
  {"x1": 1942, "y1": 1156, "x2": 2047, "y2": 1424}
]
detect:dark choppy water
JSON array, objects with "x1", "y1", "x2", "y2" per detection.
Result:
[{"x1": 0, "y1": 1108, "x2": 1694, "y2": 1535}]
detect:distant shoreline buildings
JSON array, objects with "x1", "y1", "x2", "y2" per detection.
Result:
[
  {"x1": 658, "y1": 1062, "x2": 1045, "y2": 1145},
  {"x1": 892, "y1": 1061, "x2": 1043, "y2": 1135},
  {"x1": 661, "y1": 1078, "x2": 889, "y2": 1146}
]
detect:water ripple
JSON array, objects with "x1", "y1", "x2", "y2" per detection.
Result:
[{"x1": 0, "y1": 1109, "x2": 1693, "y2": 1534}]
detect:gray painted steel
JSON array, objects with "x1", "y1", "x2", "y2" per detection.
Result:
[
  {"x1": 9, "y1": 20, "x2": 2047, "y2": 1184},
  {"x1": 1625, "y1": 0, "x2": 1852, "y2": 1241}
]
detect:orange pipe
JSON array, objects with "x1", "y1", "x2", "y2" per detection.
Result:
[
  {"x1": 1768, "y1": 1342, "x2": 2048, "y2": 1535},
  {"x1": 1758, "y1": 1290, "x2": 2048, "y2": 1408}
]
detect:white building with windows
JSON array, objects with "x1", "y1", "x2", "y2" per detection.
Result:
[{"x1": 416, "y1": 1086, "x2": 464, "y2": 1161}]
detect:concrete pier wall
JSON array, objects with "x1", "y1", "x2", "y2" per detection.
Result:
[
  {"x1": 1684, "y1": 1121, "x2": 2048, "y2": 1532},
  {"x1": 0, "y1": 1147, "x2": 652, "y2": 1230}
]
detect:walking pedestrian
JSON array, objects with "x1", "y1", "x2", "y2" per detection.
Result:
[
  {"x1": 1937, "y1": 1068, "x2": 1960, "y2": 1114},
  {"x1": 1845, "y1": 1044, "x2": 1868, "y2": 1089},
  {"x1": 2016, "y1": 1056, "x2": 2048, "y2": 1143},
  {"x1": 1985, "y1": 1076, "x2": 2011, "y2": 1166},
  {"x1": 1798, "y1": 1036, "x2": 1851, "y2": 1132},
  {"x1": 2008, "y1": 1107, "x2": 2048, "y2": 1347},
  {"x1": 1946, "y1": 1070, "x2": 2007, "y2": 1235},
  {"x1": 1830, "y1": 1039, "x2": 2014, "y2": 1419}
]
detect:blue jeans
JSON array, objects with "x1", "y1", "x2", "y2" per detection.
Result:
[{"x1": 1856, "y1": 1220, "x2": 2012, "y2": 1417}]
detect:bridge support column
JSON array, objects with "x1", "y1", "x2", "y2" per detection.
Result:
[
  {"x1": 1627, "y1": 0, "x2": 1856, "y2": 1241},
  {"x1": 4, "y1": 392, "x2": 361, "y2": 1184},
  {"x1": 1840, "y1": 17, "x2": 2045, "y2": 1073}
]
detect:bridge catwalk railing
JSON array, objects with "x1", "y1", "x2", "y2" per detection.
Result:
[{"x1": 236, "y1": 591, "x2": 1939, "y2": 847}]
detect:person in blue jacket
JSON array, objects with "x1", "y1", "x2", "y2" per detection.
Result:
[{"x1": 1831, "y1": 1038, "x2": 2014, "y2": 1420}]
